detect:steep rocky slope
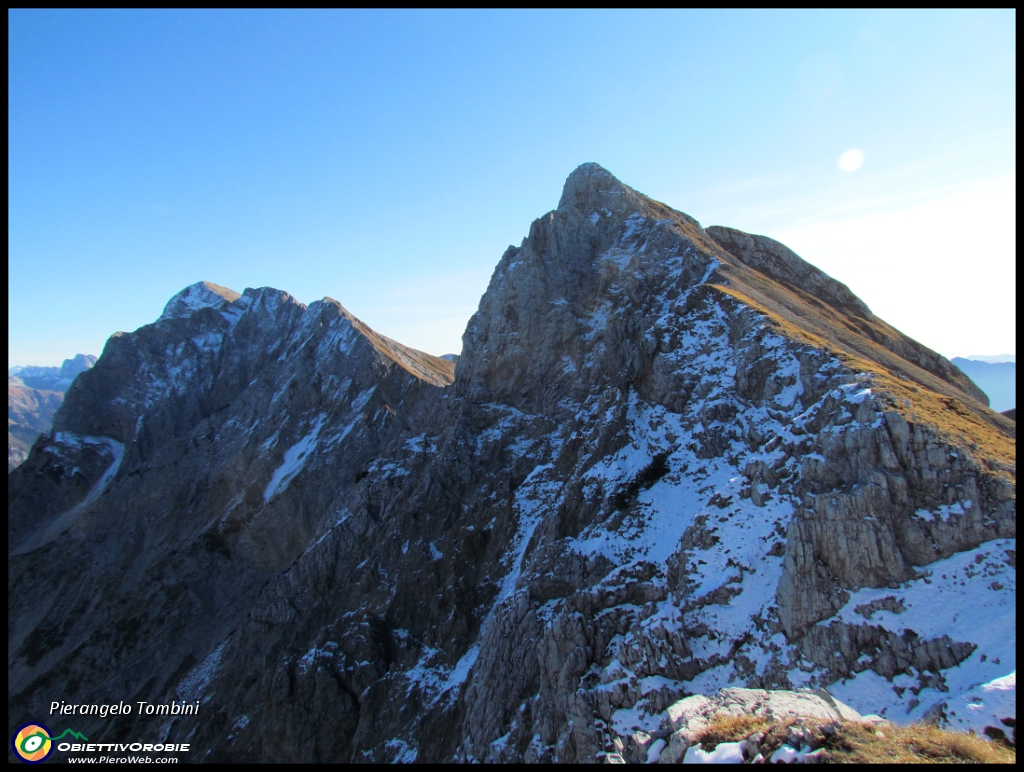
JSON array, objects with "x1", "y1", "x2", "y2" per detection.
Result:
[
  {"x1": 8, "y1": 354, "x2": 96, "y2": 470},
  {"x1": 8, "y1": 165, "x2": 1014, "y2": 763}
]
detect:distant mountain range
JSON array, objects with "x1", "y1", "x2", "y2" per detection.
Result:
[
  {"x1": 8, "y1": 354, "x2": 96, "y2": 470},
  {"x1": 951, "y1": 357, "x2": 1015, "y2": 413},
  {"x1": 960, "y1": 354, "x2": 1014, "y2": 364}
]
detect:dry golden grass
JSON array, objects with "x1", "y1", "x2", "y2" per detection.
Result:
[
  {"x1": 819, "y1": 721, "x2": 1016, "y2": 764},
  {"x1": 863, "y1": 368, "x2": 1015, "y2": 478},
  {"x1": 686, "y1": 714, "x2": 1015, "y2": 764},
  {"x1": 706, "y1": 283, "x2": 1015, "y2": 477},
  {"x1": 691, "y1": 714, "x2": 773, "y2": 748},
  {"x1": 642, "y1": 194, "x2": 1014, "y2": 479}
]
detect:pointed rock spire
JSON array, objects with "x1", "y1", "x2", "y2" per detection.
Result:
[{"x1": 557, "y1": 162, "x2": 645, "y2": 220}]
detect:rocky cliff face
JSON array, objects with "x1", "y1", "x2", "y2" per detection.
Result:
[
  {"x1": 8, "y1": 165, "x2": 1015, "y2": 762},
  {"x1": 8, "y1": 354, "x2": 96, "y2": 470}
]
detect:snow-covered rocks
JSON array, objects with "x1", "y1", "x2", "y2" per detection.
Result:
[
  {"x1": 655, "y1": 688, "x2": 861, "y2": 763},
  {"x1": 9, "y1": 164, "x2": 1014, "y2": 763},
  {"x1": 936, "y1": 671, "x2": 1016, "y2": 745},
  {"x1": 159, "y1": 280, "x2": 241, "y2": 321}
]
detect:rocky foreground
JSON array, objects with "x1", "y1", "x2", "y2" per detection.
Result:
[{"x1": 605, "y1": 684, "x2": 1015, "y2": 763}]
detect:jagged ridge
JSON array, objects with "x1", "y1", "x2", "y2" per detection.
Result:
[{"x1": 8, "y1": 164, "x2": 1014, "y2": 763}]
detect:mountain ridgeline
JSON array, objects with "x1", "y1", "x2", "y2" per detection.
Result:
[
  {"x1": 8, "y1": 165, "x2": 1015, "y2": 762},
  {"x1": 8, "y1": 354, "x2": 96, "y2": 470},
  {"x1": 950, "y1": 357, "x2": 1015, "y2": 414}
]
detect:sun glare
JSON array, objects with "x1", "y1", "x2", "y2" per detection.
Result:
[{"x1": 838, "y1": 148, "x2": 865, "y2": 172}]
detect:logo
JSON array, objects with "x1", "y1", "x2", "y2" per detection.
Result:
[{"x1": 12, "y1": 724, "x2": 88, "y2": 764}]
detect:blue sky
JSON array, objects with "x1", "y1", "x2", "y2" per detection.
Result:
[{"x1": 9, "y1": 9, "x2": 1015, "y2": 367}]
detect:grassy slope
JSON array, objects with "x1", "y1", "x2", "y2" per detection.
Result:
[
  {"x1": 640, "y1": 195, "x2": 1015, "y2": 476},
  {"x1": 690, "y1": 713, "x2": 1015, "y2": 764}
]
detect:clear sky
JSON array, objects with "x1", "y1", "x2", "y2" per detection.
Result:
[{"x1": 9, "y1": 9, "x2": 1016, "y2": 368}]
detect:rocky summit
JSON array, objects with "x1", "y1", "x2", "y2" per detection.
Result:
[{"x1": 8, "y1": 164, "x2": 1015, "y2": 762}]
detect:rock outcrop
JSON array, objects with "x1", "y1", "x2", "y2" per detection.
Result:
[
  {"x1": 8, "y1": 164, "x2": 1015, "y2": 763},
  {"x1": 655, "y1": 687, "x2": 861, "y2": 764}
]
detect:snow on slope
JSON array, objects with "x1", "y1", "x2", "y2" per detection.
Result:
[
  {"x1": 264, "y1": 414, "x2": 326, "y2": 502},
  {"x1": 943, "y1": 672, "x2": 1016, "y2": 739},
  {"x1": 825, "y1": 539, "x2": 1015, "y2": 725},
  {"x1": 159, "y1": 281, "x2": 241, "y2": 321},
  {"x1": 456, "y1": 221, "x2": 1014, "y2": 756}
]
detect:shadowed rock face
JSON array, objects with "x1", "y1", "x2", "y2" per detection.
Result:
[{"x1": 8, "y1": 164, "x2": 1014, "y2": 763}]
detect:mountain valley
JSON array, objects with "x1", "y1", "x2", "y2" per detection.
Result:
[{"x1": 8, "y1": 354, "x2": 96, "y2": 471}]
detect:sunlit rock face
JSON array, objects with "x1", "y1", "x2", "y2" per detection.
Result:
[{"x1": 8, "y1": 164, "x2": 1014, "y2": 762}]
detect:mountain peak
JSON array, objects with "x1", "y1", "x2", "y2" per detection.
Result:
[
  {"x1": 9, "y1": 165, "x2": 1016, "y2": 763},
  {"x1": 159, "y1": 281, "x2": 243, "y2": 321},
  {"x1": 563, "y1": 161, "x2": 616, "y2": 185},
  {"x1": 557, "y1": 162, "x2": 643, "y2": 218},
  {"x1": 60, "y1": 353, "x2": 97, "y2": 379}
]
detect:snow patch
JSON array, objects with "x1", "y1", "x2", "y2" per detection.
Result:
[
  {"x1": 405, "y1": 643, "x2": 481, "y2": 706},
  {"x1": 825, "y1": 539, "x2": 1015, "y2": 726},
  {"x1": 943, "y1": 671, "x2": 1016, "y2": 739},
  {"x1": 264, "y1": 415, "x2": 326, "y2": 502},
  {"x1": 684, "y1": 740, "x2": 747, "y2": 763},
  {"x1": 915, "y1": 500, "x2": 971, "y2": 523},
  {"x1": 177, "y1": 642, "x2": 226, "y2": 702}
]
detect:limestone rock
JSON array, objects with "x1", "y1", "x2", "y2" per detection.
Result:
[
  {"x1": 8, "y1": 164, "x2": 1014, "y2": 762},
  {"x1": 665, "y1": 688, "x2": 861, "y2": 738}
]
